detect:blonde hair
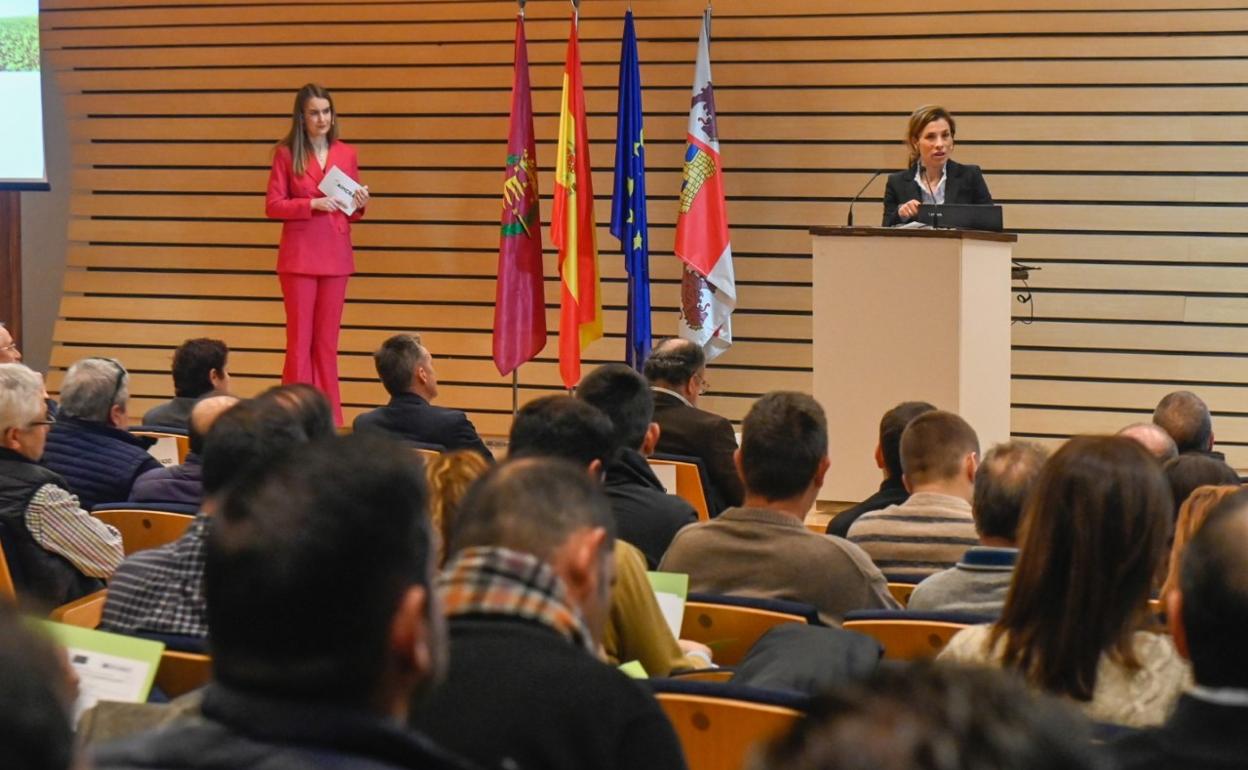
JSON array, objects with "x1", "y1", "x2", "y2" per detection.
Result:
[
  {"x1": 424, "y1": 449, "x2": 491, "y2": 567},
  {"x1": 906, "y1": 105, "x2": 956, "y2": 166},
  {"x1": 277, "y1": 83, "x2": 339, "y2": 177},
  {"x1": 1160, "y1": 483, "x2": 1242, "y2": 598}
]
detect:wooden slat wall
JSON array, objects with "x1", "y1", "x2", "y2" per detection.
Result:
[{"x1": 40, "y1": 0, "x2": 1248, "y2": 468}]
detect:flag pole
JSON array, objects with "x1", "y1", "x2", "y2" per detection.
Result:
[{"x1": 511, "y1": 370, "x2": 519, "y2": 415}]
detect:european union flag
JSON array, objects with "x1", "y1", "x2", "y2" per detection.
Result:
[{"x1": 610, "y1": 9, "x2": 651, "y2": 372}]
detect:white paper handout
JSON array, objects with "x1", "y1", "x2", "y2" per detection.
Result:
[{"x1": 317, "y1": 165, "x2": 362, "y2": 216}]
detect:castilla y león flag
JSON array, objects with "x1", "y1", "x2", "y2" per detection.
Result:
[
  {"x1": 675, "y1": 7, "x2": 735, "y2": 361},
  {"x1": 493, "y1": 12, "x2": 546, "y2": 377},
  {"x1": 552, "y1": 12, "x2": 602, "y2": 388}
]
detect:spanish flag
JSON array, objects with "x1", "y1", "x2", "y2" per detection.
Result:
[{"x1": 552, "y1": 12, "x2": 601, "y2": 389}]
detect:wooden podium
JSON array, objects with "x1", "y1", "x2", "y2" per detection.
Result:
[{"x1": 810, "y1": 227, "x2": 1018, "y2": 502}]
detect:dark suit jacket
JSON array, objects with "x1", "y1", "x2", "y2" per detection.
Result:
[
  {"x1": 651, "y1": 390, "x2": 743, "y2": 514},
  {"x1": 352, "y1": 393, "x2": 493, "y2": 461},
  {"x1": 604, "y1": 449, "x2": 699, "y2": 569},
  {"x1": 1111, "y1": 694, "x2": 1248, "y2": 770},
  {"x1": 882, "y1": 159, "x2": 993, "y2": 227},
  {"x1": 826, "y1": 476, "x2": 909, "y2": 538}
]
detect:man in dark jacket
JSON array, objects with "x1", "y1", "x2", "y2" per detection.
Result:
[
  {"x1": 577, "y1": 364, "x2": 698, "y2": 568},
  {"x1": 94, "y1": 434, "x2": 472, "y2": 770},
  {"x1": 141, "y1": 338, "x2": 231, "y2": 430},
  {"x1": 411, "y1": 458, "x2": 687, "y2": 770},
  {"x1": 353, "y1": 333, "x2": 492, "y2": 460},
  {"x1": 0, "y1": 363, "x2": 123, "y2": 606},
  {"x1": 41, "y1": 357, "x2": 160, "y2": 510}
]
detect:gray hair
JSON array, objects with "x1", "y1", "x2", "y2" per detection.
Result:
[
  {"x1": 0, "y1": 364, "x2": 45, "y2": 434},
  {"x1": 60, "y1": 357, "x2": 129, "y2": 423}
]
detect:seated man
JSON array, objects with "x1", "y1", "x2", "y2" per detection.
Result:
[
  {"x1": 643, "y1": 337, "x2": 743, "y2": 514},
  {"x1": 0, "y1": 322, "x2": 57, "y2": 418},
  {"x1": 576, "y1": 364, "x2": 698, "y2": 568},
  {"x1": 1119, "y1": 422, "x2": 1179, "y2": 463},
  {"x1": 411, "y1": 458, "x2": 686, "y2": 770},
  {"x1": 128, "y1": 395, "x2": 238, "y2": 508},
  {"x1": 353, "y1": 333, "x2": 492, "y2": 460},
  {"x1": 1113, "y1": 488, "x2": 1248, "y2": 769},
  {"x1": 0, "y1": 363, "x2": 123, "y2": 606},
  {"x1": 848, "y1": 410, "x2": 981, "y2": 583},
  {"x1": 827, "y1": 400, "x2": 935, "y2": 537},
  {"x1": 95, "y1": 434, "x2": 468, "y2": 770},
  {"x1": 100, "y1": 387, "x2": 332, "y2": 637},
  {"x1": 40, "y1": 357, "x2": 160, "y2": 510},
  {"x1": 908, "y1": 440, "x2": 1048, "y2": 615},
  {"x1": 141, "y1": 338, "x2": 231, "y2": 430},
  {"x1": 660, "y1": 391, "x2": 897, "y2": 625},
  {"x1": 1153, "y1": 389, "x2": 1220, "y2": 458}
]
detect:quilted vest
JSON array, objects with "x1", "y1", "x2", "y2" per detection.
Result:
[{"x1": 40, "y1": 417, "x2": 156, "y2": 511}]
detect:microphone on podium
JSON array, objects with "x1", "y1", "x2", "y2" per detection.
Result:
[{"x1": 846, "y1": 170, "x2": 884, "y2": 227}]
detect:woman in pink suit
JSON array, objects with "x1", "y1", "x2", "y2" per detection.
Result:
[{"x1": 265, "y1": 83, "x2": 368, "y2": 425}]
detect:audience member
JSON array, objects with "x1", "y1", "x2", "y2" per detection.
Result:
[
  {"x1": 100, "y1": 387, "x2": 331, "y2": 638},
  {"x1": 96, "y1": 434, "x2": 469, "y2": 770},
  {"x1": 847, "y1": 410, "x2": 980, "y2": 582},
  {"x1": 750, "y1": 661, "x2": 1103, "y2": 770},
  {"x1": 1162, "y1": 453, "x2": 1239, "y2": 520},
  {"x1": 576, "y1": 364, "x2": 698, "y2": 568},
  {"x1": 643, "y1": 337, "x2": 743, "y2": 513},
  {"x1": 909, "y1": 440, "x2": 1048, "y2": 615},
  {"x1": 411, "y1": 458, "x2": 687, "y2": 770},
  {"x1": 0, "y1": 602, "x2": 78, "y2": 770},
  {"x1": 826, "y1": 400, "x2": 935, "y2": 537},
  {"x1": 424, "y1": 449, "x2": 490, "y2": 567},
  {"x1": 660, "y1": 391, "x2": 897, "y2": 625},
  {"x1": 1153, "y1": 390, "x2": 1217, "y2": 456},
  {"x1": 0, "y1": 363, "x2": 122, "y2": 605},
  {"x1": 128, "y1": 395, "x2": 239, "y2": 508},
  {"x1": 41, "y1": 357, "x2": 160, "y2": 510},
  {"x1": 1158, "y1": 484, "x2": 1240, "y2": 600},
  {"x1": 1119, "y1": 421, "x2": 1179, "y2": 463},
  {"x1": 0, "y1": 321, "x2": 21, "y2": 364},
  {"x1": 260, "y1": 382, "x2": 336, "y2": 440},
  {"x1": 939, "y1": 435, "x2": 1189, "y2": 727},
  {"x1": 1114, "y1": 489, "x2": 1248, "y2": 769},
  {"x1": 353, "y1": 333, "x2": 492, "y2": 460},
  {"x1": 141, "y1": 338, "x2": 230, "y2": 429},
  {"x1": 508, "y1": 395, "x2": 711, "y2": 676}
]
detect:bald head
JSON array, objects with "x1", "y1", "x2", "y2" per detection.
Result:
[
  {"x1": 1118, "y1": 422, "x2": 1178, "y2": 463},
  {"x1": 189, "y1": 395, "x2": 240, "y2": 456},
  {"x1": 1154, "y1": 391, "x2": 1213, "y2": 454}
]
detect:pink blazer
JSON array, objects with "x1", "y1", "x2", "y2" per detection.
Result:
[{"x1": 265, "y1": 141, "x2": 365, "y2": 276}]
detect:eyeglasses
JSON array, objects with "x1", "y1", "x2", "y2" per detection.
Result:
[
  {"x1": 694, "y1": 372, "x2": 711, "y2": 396},
  {"x1": 27, "y1": 414, "x2": 55, "y2": 428},
  {"x1": 0, "y1": 342, "x2": 17, "y2": 355}
]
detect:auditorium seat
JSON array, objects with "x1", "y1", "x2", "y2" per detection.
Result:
[
  {"x1": 842, "y1": 609, "x2": 991, "y2": 660},
  {"x1": 49, "y1": 588, "x2": 107, "y2": 628},
  {"x1": 681, "y1": 594, "x2": 817, "y2": 666},
  {"x1": 91, "y1": 504, "x2": 196, "y2": 555}
]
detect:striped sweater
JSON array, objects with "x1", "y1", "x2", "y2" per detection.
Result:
[{"x1": 846, "y1": 491, "x2": 978, "y2": 582}]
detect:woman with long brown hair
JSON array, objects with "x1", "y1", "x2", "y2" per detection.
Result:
[
  {"x1": 882, "y1": 104, "x2": 993, "y2": 226},
  {"x1": 939, "y1": 435, "x2": 1189, "y2": 727}
]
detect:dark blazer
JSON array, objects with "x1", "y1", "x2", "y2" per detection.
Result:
[
  {"x1": 353, "y1": 393, "x2": 493, "y2": 461},
  {"x1": 651, "y1": 390, "x2": 743, "y2": 514},
  {"x1": 604, "y1": 449, "x2": 699, "y2": 569},
  {"x1": 882, "y1": 159, "x2": 993, "y2": 227},
  {"x1": 826, "y1": 476, "x2": 909, "y2": 538},
  {"x1": 1111, "y1": 694, "x2": 1248, "y2": 770}
]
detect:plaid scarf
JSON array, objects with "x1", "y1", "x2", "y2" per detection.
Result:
[{"x1": 440, "y1": 546, "x2": 595, "y2": 655}]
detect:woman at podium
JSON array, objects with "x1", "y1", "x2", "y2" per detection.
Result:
[
  {"x1": 265, "y1": 83, "x2": 369, "y2": 425},
  {"x1": 882, "y1": 105, "x2": 993, "y2": 227}
]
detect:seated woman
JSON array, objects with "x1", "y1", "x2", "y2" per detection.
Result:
[
  {"x1": 1159, "y1": 483, "x2": 1241, "y2": 598},
  {"x1": 882, "y1": 105, "x2": 993, "y2": 227},
  {"x1": 939, "y1": 435, "x2": 1189, "y2": 727}
]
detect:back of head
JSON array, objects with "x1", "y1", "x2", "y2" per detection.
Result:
[
  {"x1": 1153, "y1": 390, "x2": 1213, "y2": 454},
  {"x1": 1161, "y1": 483, "x2": 1242, "y2": 599},
  {"x1": 507, "y1": 395, "x2": 613, "y2": 468},
  {"x1": 642, "y1": 338, "x2": 705, "y2": 388},
  {"x1": 576, "y1": 363, "x2": 653, "y2": 453},
  {"x1": 171, "y1": 338, "x2": 228, "y2": 399},
  {"x1": 1162, "y1": 453, "x2": 1240, "y2": 517},
  {"x1": 972, "y1": 441, "x2": 1049, "y2": 543},
  {"x1": 187, "y1": 395, "x2": 239, "y2": 457},
  {"x1": 59, "y1": 357, "x2": 128, "y2": 423},
  {"x1": 448, "y1": 457, "x2": 614, "y2": 564},
  {"x1": 878, "y1": 401, "x2": 936, "y2": 479},
  {"x1": 1180, "y1": 489, "x2": 1248, "y2": 689},
  {"x1": 256, "y1": 383, "x2": 335, "y2": 441},
  {"x1": 0, "y1": 363, "x2": 43, "y2": 434},
  {"x1": 207, "y1": 434, "x2": 431, "y2": 705},
  {"x1": 899, "y1": 410, "x2": 979, "y2": 486},
  {"x1": 997, "y1": 435, "x2": 1170, "y2": 700},
  {"x1": 750, "y1": 661, "x2": 1101, "y2": 770},
  {"x1": 425, "y1": 449, "x2": 491, "y2": 567},
  {"x1": 740, "y1": 391, "x2": 827, "y2": 502},
  {"x1": 0, "y1": 604, "x2": 75, "y2": 770},
  {"x1": 201, "y1": 397, "x2": 309, "y2": 497},
  {"x1": 1117, "y1": 421, "x2": 1178, "y2": 463},
  {"x1": 374, "y1": 334, "x2": 426, "y2": 398}
]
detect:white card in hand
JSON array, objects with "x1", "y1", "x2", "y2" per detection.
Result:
[{"x1": 317, "y1": 165, "x2": 362, "y2": 216}]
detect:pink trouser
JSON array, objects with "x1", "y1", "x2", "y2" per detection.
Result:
[{"x1": 279, "y1": 272, "x2": 348, "y2": 425}]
